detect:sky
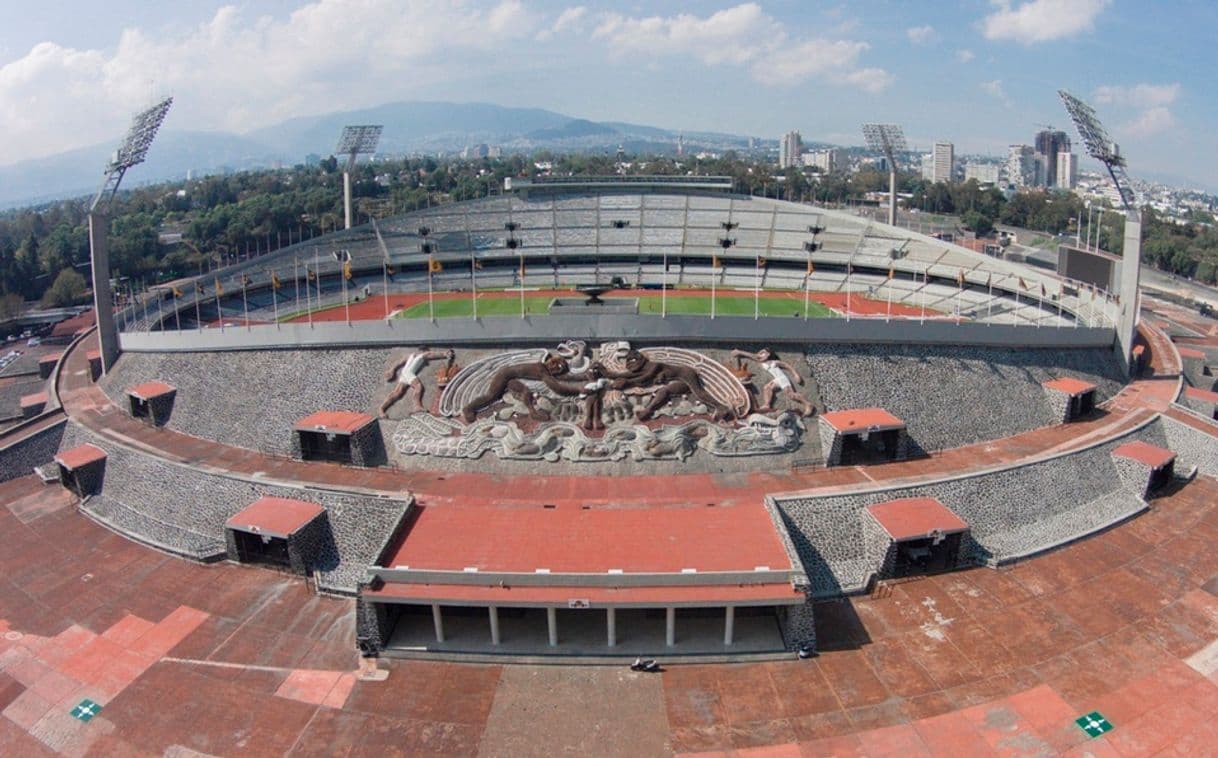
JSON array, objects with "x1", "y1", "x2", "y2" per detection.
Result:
[{"x1": 1, "y1": 0, "x2": 1216, "y2": 190}]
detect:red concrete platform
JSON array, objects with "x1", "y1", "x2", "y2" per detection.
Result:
[
  {"x1": 1112, "y1": 440, "x2": 1176, "y2": 469},
  {"x1": 227, "y1": 496, "x2": 324, "y2": 539},
  {"x1": 365, "y1": 580, "x2": 803, "y2": 606},
  {"x1": 1184, "y1": 386, "x2": 1218, "y2": 404},
  {"x1": 1043, "y1": 376, "x2": 1097, "y2": 396},
  {"x1": 820, "y1": 408, "x2": 905, "y2": 433},
  {"x1": 381, "y1": 502, "x2": 792, "y2": 575},
  {"x1": 866, "y1": 497, "x2": 968, "y2": 541},
  {"x1": 54, "y1": 443, "x2": 107, "y2": 471},
  {"x1": 126, "y1": 380, "x2": 176, "y2": 401},
  {"x1": 294, "y1": 410, "x2": 374, "y2": 434},
  {"x1": 18, "y1": 391, "x2": 48, "y2": 411}
]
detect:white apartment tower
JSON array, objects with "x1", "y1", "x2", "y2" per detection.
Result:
[
  {"x1": 1056, "y1": 151, "x2": 1078, "y2": 189},
  {"x1": 779, "y1": 130, "x2": 803, "y2": 169},
  {"x1": 931, "y1": 142, "x2": 954, "y2": 183},
  {"x1": 1007, "y1": 145, "x2": 1037, "y2": 188}
]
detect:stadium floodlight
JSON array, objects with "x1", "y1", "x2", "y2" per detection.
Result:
[
  {"x1": 1058, "y1": 89, "x2": 1140, "y2": 375},
  {"x1": 89, "y1": 97, "x2": 173, "y2": 377},
  {"x1": 1058, "y1": 90, "x2": 1133, "y2": 211},
  {"x1": 92, "y1": 97, "x2": 173, "y2": 212},
  {"x1": 861, "y1": 123, "x2": 906, "y2": 226},
  {"x1": 336, "y1": 125, "x2": 383, "y2": 229}
]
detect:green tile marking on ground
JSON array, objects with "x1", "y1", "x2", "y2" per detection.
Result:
[
  {"x1": 1075, "y1": 711, "x2": 1113, "y2": 738},
  {"x1": 70, "y1": 698, "x2": 103, "y2": 722}
]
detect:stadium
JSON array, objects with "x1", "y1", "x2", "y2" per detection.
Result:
[{"x1": 6, "y1": 174, "x2": 1218, "y2": 753}]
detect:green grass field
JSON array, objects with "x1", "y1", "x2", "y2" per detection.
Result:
[{"x1": 395, "y1": 294, "x2": 837, "y2": 319}]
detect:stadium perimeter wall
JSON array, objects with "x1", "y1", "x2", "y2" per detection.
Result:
[{"x1": 118, "y1": 315, "x2": 1114, "y2": 353}]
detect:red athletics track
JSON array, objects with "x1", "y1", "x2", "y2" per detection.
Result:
[{"x1": 282, "y1": 288, "x2": 940, "y2": 323}]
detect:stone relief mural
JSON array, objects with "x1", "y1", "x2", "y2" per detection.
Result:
[{"x1": 390, "y1": 341, "x2": 812, "y2": 462}]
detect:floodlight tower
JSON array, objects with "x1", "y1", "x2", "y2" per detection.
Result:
[
  {"x1": 89, "y1": 97, "x2": 173, "y2": 374},
  {"x1": 861, "y1": 124, "x2": 906, "y2": 226},
  {"x1": 336, "y1": 125, "x2": 383, "y2": 230},
  {"x1": 1059, "y1": 90, "x2": 1140, "y2": 373}
]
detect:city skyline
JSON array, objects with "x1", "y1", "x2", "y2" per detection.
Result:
[{"x1": 1, "y1": 1, "x2": 1216, "y2": 190}]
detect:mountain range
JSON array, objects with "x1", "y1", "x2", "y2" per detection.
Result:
[{"x1": 0, "y1": 101, "x2": 759, "y2": 210}]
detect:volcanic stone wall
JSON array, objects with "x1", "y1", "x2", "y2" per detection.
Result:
[
  {"x1": 772, "y1": 419, "x2": 1167, "y2": 598},
  {"x1": 0, "y1": 418, "x2": 65, "y2": 483},
  {"x1": 1161, "y1": 411, "x2": 1218, "y2": 476},
  {"x1": 100, "y1": 348, "x2": 394, "y2": 456},
  {"x1": 804, "y1": 344, "x2": 1124, "y2": 453},
  {"x1": 59, "y1": 422, "x2": 409, "y2": 594}
]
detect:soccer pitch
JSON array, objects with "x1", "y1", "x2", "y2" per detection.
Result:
[{"x1": 394, "y1": 294, "x2": 838, "y2": 319}]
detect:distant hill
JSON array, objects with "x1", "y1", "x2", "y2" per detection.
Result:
[{"x1": 0, "y1": 100, "x2": 764, "y2": 210}]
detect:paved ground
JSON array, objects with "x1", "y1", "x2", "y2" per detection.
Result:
[{"x1": 3, "y1": 470, "x2": 1218, "y2": 755}]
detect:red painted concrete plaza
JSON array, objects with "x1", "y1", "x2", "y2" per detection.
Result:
[{"x1": 1, "y1": 307, "x2": 1216, "y2": 754}]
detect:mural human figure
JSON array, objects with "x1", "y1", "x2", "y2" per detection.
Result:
[
  {"x1": 461, "y1": 354, "x2": 606, "y2": 426},
  {"x1": 380, "y1": 348, "x2": 454, "y2": 417},
  {"x1": 600, "y1": 349, "x2": 734, "y2": 422},
  {"x1": 731, "y1": 348, "x2": 814, "y2": 417}
]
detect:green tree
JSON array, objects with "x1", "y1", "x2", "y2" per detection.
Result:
[{"x1": 41, "y1": 268, "x2": 87, "y2": 306}]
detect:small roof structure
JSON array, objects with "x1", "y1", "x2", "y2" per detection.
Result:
[
  {"x1": 866, "y1": 497, "x2": 968, "y2": 542},
  {"x1": 19, "y1": 391, "x2": 48, "y2": 410},
  {"x1": 295, "y1": 410, "x2": 375, "y2": 435},
  {"x1": 1112, "y1": 441, "x2": 1176, "y2": 470},
  {"x1": 127, "y1": 381, "x2": 176, "y2": 401},
  {"x1": 1042, "y1": 377, "x2": 1097, "y2": 396},
  {"x1": 1176, "y1": 346, "x2": 1206, "y2": 360},
  {"x1": 1184, "y1": 386, "x2": 1218, "y2": 404},
  {"x1": 85, "y1": 349, "x2": 102, "y2": 362},
  {"x1": 38, "y1": 353, "x2": 62, "y2": 366},
  {"x1": 226, "y1": 496, "x2": 325, "y2": 539},
  {"x1": 55, "y1": 443, "x2": 107, "y2": 471},
  {"x1": 820, "y1": 408, "x2": 905, "y2": 433}
]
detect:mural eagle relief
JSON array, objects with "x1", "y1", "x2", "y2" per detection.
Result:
[{"x1": 391, "y1": 341, "x2": 812, "y2": 462}]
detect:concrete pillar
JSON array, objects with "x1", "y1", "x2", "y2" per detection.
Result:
[
  {"x1": 431, "y1": 604, "x2": 445, "y2": 643},
  {"x1": 488, "y1": 606, "x2": 500, "y2": 646},
  {"x1": 724, "y1": 606, "x2": 735, "y2": 646},
  {"x1": 546, "y1": 607, "x2": 558, "y2": 647},
  {"x1": 343, "y1": 171, "x2": 353, "y2": 230},
  {"x1": 665, "y1": 607, "x2": 676, "y2": 647},
  {"x1": 88, "y1": 212, "x2": 120, "y2": 374},
  {"x1": 1117, "y1": 210, "x2": 1143, "y2": 376},
  {"x1": 607, "y1": 607, "x2": 617, "y2": 647}
]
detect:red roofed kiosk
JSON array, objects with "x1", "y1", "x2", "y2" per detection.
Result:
[
  {"x1": 293, "y1": 411, "x2": 379, "y2": 466},
  {"x1": 37, "y1": 353, "x2": 62, "y2": 380},
  {"x1": 127, "y1": 381, "x2": 177, "y2": 426},
  {"x1": 818, "y1": 408, "x2": 909, "y2": 466},
  {"x1": 1111, "y1": 441, "x2": 1177, "y2": 498},
  {"x1": 85, "y1": 350, "x2": 103, "y2": 382},
  {"x1": 1042, "y1": 377, "x2": 1098, "y2": 422},
  {"x1": 225, "y1": 496, "x2": 330, "y2": 576},
  {"x1": 19, "y1": 391, "x2": 48, "y2": 419},
  {"x1": 864, "y1": 497, "x2": 970, "y2": 579},
  {"x1": 54, "y1": 444, "x2": 107, "y2": 498}
]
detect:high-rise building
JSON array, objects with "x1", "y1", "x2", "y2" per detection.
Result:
[
  {"x1": 1034, "y1": 129, "x2": 1070, "y2": 188},
  {"x1": 803, "y1": 148, "x2": 842, "y2": 173},
  {"x1": 920, "y1": 153, "x2": 935, "y2": 181},
  {"x1": 1007, "y1": 145, "x2": 1037, "y2": 188},
  {"x1": 779, "y1": 130, "x2": 803, "y2": 169},
  {"x1": 1055, "y1": 151, "x2": 1078, "y2": 189},
  {"x1": 932, "y1": 142, "x2": 954, "y2": 183},
  {"x1": 964, "y1": 162, "x2": 1000, "y2": 185}
]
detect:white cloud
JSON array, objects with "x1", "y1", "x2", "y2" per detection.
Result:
[
  {"x1": 906, "y1": 25, "x2": 937, "y2": 45},
  {"x1": 0, "y1": 0, "x2": 537, "y2": 165},
  {"x1": 1124, "y1": 106, "x2": 1174, "y2": 137},
  {"x1": 980, "y1": 79, "x2": 1012, "y2": 107},
  {"x1": 955, "y1": 49, "x2": 975, "y2": 63},
  {"x1": 536, "y1": 6, "x2": 586, "y2": 41},
  {"x1": 1093, "y1": 83, "x2": 1180, "y2": 108},
  {"x1": 1092, "y1": 83, "x2": 1181, "y2": 138},
  {"x1": 982, "y1": 0, "x2": 1110, "y2": 44},
  {"x1": 590, "y1": 4, "x2": 890, "y2": 91}
]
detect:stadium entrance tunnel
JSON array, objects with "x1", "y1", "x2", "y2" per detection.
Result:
[{"x1": 359, "y1": 597, "x2": 797, "y2": 658}]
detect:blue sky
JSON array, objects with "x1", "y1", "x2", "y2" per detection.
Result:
[{"x1": 1, "y1": 1, "x2": 1215, "y2": 190}]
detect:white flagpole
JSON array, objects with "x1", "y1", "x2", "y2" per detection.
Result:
[
  {"x1": 272, "y1": 273, "x2": 279, "y2": 324},
  {"x1": 920, "y1": 268, "x2": 926, "y2": 325},
  {"x1": 804, "y1": 259, "x2": 810, "y2": 321},
  {"x1": 886, "y1": 276, "x2": 892, "y2": 323},
  {"x1": 343, "y1": 256, "x2": 350, "y2": 325},
  {"x1": 987, "y1": 277, "x2": 993, "y2": 322},
  {"x1": 711, "y1": 257, "x2": 717, "y2": 320},
  {"x1": 662, "y1": 249, "x2": 668, "y2": 318},
  {"x1": 519, "y1": 253, "x2": 525, "y2": 319},
  {"x1": 754, "y1": 253, "x2": 760, "y2": 320},
  {"x1": 957, "y1": 276, "x2": 963, "y2": 324},
  {"x1": 311, "y1": 248, "x2": 318, "y2": 326},
  {"x1": 845, "y1": 265, "x2": 851, "y2": 323},
  {"x1": 471, "y1": 252, "x2": 478, "y2": 320}
]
